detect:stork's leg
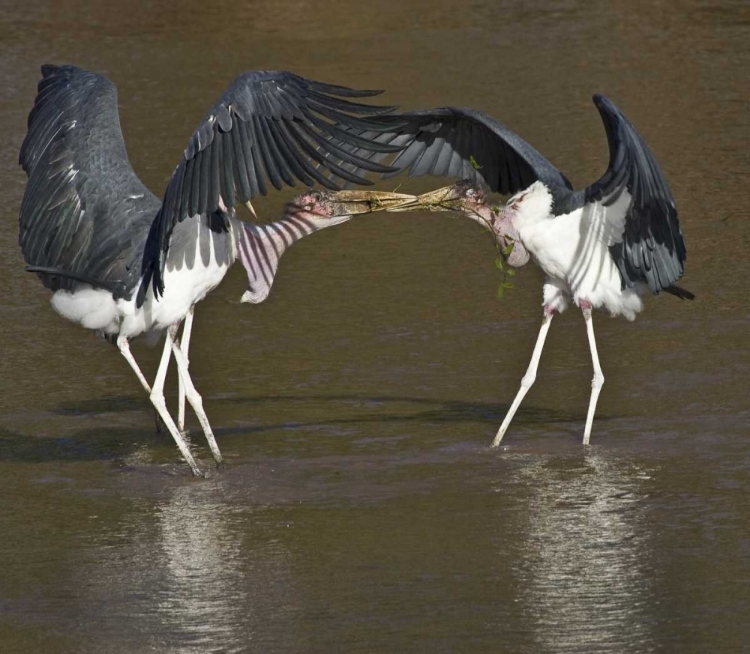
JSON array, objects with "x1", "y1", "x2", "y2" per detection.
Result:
[
  {"x1": 491, "y1": 310, "x2": 554, "y2": 448},
  {"x1": 581, "y1": 303, "x2": 604, "y2": 445},
  {"x1": 128, "y1": 329, "x2": 202, "y2": 476},
  {"x1": 117, "y1": 336, "x2": 152, "y2": 394},
  {"x1": 177, "y1": 305, "x2": 195, "y2": 435},
  {"x1": 170, "y1": 336, "x2": 223, "y2": 467},
  {"x1": 116, "y1": 336, "x2": 166, "y2": 434}
]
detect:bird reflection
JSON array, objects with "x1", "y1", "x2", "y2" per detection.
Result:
[
  {"x1": 511, "y1": 453, "x2": 656, "y2": 653},
  {"x1": 76, "y1": 477, "x2": 298, "y2": 654},
  {"x1": 155, "y1": 484, "x2": 247, "y2": 646}
]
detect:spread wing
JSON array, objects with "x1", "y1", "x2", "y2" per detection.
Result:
[
  {"x1": 19, "y1": 65, "x2": 159, "y2": 298},
  {"x1": 345, "y1": 98, "x2": 687, "y2": 296},
  {"x1": 335, "y1": 106, "x2": 573, "y2": 198},
  {"x1": 144, "y1": 71, "x2": 401, "y2": 301},
  {"x1": 583, "y1": 94, "x2": 686, "y2": 293}
]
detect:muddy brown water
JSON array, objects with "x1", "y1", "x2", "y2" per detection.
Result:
[{"x1": 1, "y1": 1, "x2": 749, "y2": 652}]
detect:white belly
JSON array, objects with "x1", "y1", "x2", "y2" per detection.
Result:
[
  {"x1": 50, "y1": 221, "x2": 236, "y2": 339},
  {"x1": 518, "y1": 210, "x2": 645, "y2": 320},
  {"x1": 118, "y1": 247, "x2": 232, "y2": 339}
]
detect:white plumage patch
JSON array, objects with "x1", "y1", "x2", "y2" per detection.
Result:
[
  {"x1": 509, "y1": 183, "x2": 645, "y2": 320},
  {"x1": 119, "y1": 233, "x2": 233, "y2": 338},
  {"x1": 581, "y1": 190, "x2": 630, "y2": 247},
  {"x1": 51, "y1": 287, "x2": 119, "y2": 332}
]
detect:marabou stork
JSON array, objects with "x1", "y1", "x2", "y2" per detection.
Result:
[
  {"x1": 347, "y1": 96, "x2": 693, "y2": 445},
  {"x1": 18, "y1": 64, "x2": 411, "y2": 475}
]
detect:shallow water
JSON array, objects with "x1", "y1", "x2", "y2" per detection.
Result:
[{"x1": 1, "y1": 0, "x2": 749, "y2": 652}]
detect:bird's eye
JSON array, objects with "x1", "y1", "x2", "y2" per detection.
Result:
[{"x1": 304, "y1": 203, "x2": 314, "y2": 212}]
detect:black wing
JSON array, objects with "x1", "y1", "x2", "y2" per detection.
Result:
[
  {"x1": 144, "y1": 71, "x2": 402, "y2": 302},
  {"x1": 337, "y1": 106, "x2": 573, "y2": 200},
  {"x1": 347, "y1": 99, "x2": 687, "y2": 296},
  {"x1": 584, "y1": 94, "x2": 686, "y2": 294},
  {"x1": 19, "y1": 65, "x2": 159, "y2": 298}
]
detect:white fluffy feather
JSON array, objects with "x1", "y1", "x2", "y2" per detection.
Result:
[{"x1": 51, "y1": 287, "x2": 119, "y2": 332}]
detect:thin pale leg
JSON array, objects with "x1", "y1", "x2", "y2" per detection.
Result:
[
  {"x1": 491, "y1": 311, "x2": 554, "y2": 448},
  {"x1": 148, "y1": 328, "x2": 203, "y2": 476},
  {"x1": 171, "y1": 337, "x2": 223, "y2": 467},
  {"x1": 117, "y1": 335, "x2": 152, "y2": 394},
  {"x1": 177, "y1": 305, "x2": 195, "y2": 434},
  {"x1": 117, "y1": 336, "x2": 164, "y2": 434},
  {"x1": 582, "y1": 305, "x2": 604, "y2": 445}
]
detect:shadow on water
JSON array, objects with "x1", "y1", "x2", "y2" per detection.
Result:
[
  {"x1": 52, "y1": 391, "x2": 611, "y2": 424},
  {"x1": 49, "y1": 392, "x2": 608, "y2": 429},
  {"x1": 0, "y1": 425, "x2": 170, "y2": 464},
  {"x1": 0, "y1": 392, "x2": 619, "y2": 464},
  {"x1": 50, "y1": 395, "x2": 150, "y2": 416}
]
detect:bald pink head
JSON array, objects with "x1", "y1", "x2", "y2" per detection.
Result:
[{"x1": 449, "y1": 184, "x2": 530, "y2": 268}]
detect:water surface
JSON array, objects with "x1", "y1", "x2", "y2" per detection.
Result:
[{"x1": 0, "y1": 1, "x2": 749, "y2": 652}]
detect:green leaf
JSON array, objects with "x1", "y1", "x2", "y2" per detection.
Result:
[
  {"x1": 469, "y1": 155, "x2": 482, "y2": 171},
  {"x1": 494, "y1": 258, "x2": 505, "y2": 270},
  {"x1": 505, "y1": 268, "x2": 515, "y2": 277},
  {"x1": 496, "y1": 285, "x2": 505, "y2": 300}
]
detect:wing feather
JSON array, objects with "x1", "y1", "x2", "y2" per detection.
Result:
[
  {"x1": 19, "y1": 65, "x2": 158, "y2": 298},
  {"x1": 584, "y1": 95, "x2": 686, "y2": 294},
  {"x1": 143, "y1": 70, "x2": 401, "y2": 302},
  {"x1": 340, "y1": 106, "x2": 571, "y2": 201}
]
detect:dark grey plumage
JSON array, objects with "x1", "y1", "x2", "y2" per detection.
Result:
[
  {"x1": 342, "y1": 98, "x2": 688, "y2": 296},
  {"x1": 18, "y1": 65, "x2": 402, "y2": 305},
  {"x1": 583, "y1": 95, "x2": 686, "y2": 295},
  {"x1": 19, "y1": 65, "x2": 159, "y2": 298},
  {"x1": 144, "y1": 70, "x2": 402, "y2": 304}
]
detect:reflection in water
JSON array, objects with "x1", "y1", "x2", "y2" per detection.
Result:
[
  {"x1": 155, "y1": 484, "x2": 248, "y2": 649},
  {"x1": 512, "y1": 454, "x2": 655, "y2": 654},
  {"x1": 79, "y1": 480, "x2": 297, "y2": 654}
]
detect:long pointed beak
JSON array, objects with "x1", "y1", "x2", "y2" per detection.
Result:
[
  {"x1": 327, "y1": 190, "x2": 420, "y2": 215},
  {"x1": 384, "y1": 184, "x2": 471, "y2": 213}
]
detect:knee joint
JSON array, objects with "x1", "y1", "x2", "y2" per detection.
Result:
[
  {"x1": 150, "y1": 392, "x2": 166, "y2": 407},
  {"x1": 186, "y1": 389, "x2": 203, "y2": 408}
]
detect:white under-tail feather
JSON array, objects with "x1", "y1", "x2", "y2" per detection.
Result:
[{"x1": 51, "y1": 287, "x2": 119, "y2": 332}]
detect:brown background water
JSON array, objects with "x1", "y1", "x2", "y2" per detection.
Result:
[{"x1": 1, "y1": 1, "x2": 749, "y2": 652}]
